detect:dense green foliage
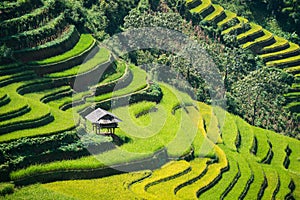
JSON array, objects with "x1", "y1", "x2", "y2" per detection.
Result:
[
  {"x1": 0, "y1": 183, "x2": 14, "y2": 196},
  {"x1": 0, "y1": 0, "x2": 300, "y2": 199},
  {"x1": 121, "y1": 2, "x2": 300, "y2": 136},
  {"x1": 62, "y1": 0, "x2": 140, "y2": 39},
  {"x1": 230, "y1": 68, "x2": 299, "y2": 136},
  {"x1": 0, "y1": 45, "x2": 12, "y2": 63}
]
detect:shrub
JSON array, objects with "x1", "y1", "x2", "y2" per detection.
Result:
[
  {"x1": 230, "y1": 68, "x2": 298, "y2": 135},
  {"x1": 0, "y1": 0, "x2": 42, "y2": 21},
  {"x1": 0, "y1": 44, "x2": 12, "y2": 63},
  {"x1": 0, "y1": 183, "x2": 14, "y2": 196}
]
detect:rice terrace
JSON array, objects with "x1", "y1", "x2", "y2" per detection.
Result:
[{"x1": 0, "y1": 0, "x2": 300, "y2": 199}]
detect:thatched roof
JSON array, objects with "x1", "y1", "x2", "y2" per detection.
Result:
[{"x1": 85, "y1": 108, "x2": 122, "y2": 125}]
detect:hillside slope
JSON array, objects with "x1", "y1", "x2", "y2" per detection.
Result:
[
  {"x1": 2, "y1": 94, "x2": 300, "y2": 199},
  {"x1": 186, "y1": 0, "x2": 300, "y2": 118},
  {"x1": 0, "y1": 0, "x2": 300, "y2": 199}
]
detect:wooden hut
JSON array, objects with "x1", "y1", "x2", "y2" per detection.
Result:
[{"x1": 85, "y1": 108, "x2": 122, "y2": 135}]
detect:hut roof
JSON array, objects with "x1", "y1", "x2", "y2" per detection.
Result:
[{"x1": 85, "y1": 108, "x2": 122, "y2": 124}]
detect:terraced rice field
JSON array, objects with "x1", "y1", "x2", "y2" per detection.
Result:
[
  {"x1": 186, "y1": 0, "x2": 300, "y2": 124},
  {"x1": 4, "y1": 100, "x2": 300, "y2": 199},
  {"x1": 0, "y1": 0, "x2": 300, "y2": 199}
]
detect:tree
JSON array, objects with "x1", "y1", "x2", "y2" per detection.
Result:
[
  {"x1": 0, "y1": 44, "x2": 12, "y2": 63},
  {"x1": 281, "y1": 0, "x2": 300, "y2": 33},
  {"x1": 231, "y1": 68, "x2": 298, "y2": 135}
]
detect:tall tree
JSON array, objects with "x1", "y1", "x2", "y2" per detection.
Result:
[{"x1": 230, "y1": 68, "x2": 297, "y2": 134}]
